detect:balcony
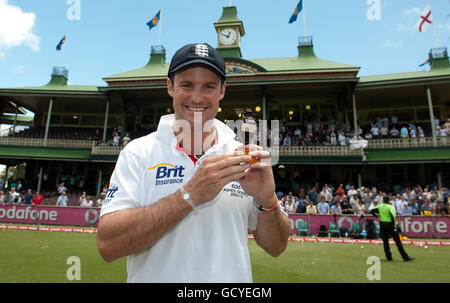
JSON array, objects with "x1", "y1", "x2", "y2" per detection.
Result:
[
  {"x1": 0, "y1": 137, "x2": 447, "y2": 159},
  {"x1": 0, "y1": 137, "x2": 95, "y2": 149}
]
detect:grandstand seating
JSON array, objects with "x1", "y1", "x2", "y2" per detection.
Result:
[{"x1": 9, "y1": 126, "x2": 113, "y2": 141}]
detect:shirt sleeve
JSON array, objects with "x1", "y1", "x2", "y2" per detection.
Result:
[{"x1": 100, "y1": 148, "x2": 142, "y2": 218}]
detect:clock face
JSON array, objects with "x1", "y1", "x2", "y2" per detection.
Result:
[{"x1": 219, "y1": 28, "x2": 238, "y2": 46}]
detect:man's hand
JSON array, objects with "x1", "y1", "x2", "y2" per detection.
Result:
[
  {"x1": 235, "y1": 145, "x2": 275, "y2": 208},
  {"x1": 183, "y1": 153, "x2": 252, "y2": 206}
]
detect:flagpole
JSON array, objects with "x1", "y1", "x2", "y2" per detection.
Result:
[
  {"x1": 60, "y1": 31, "x2": 68, "y2": 67},
  {"x1": 302, "y1": 0, "x2": 306, "y2": 37},
  {"x1": 429, "y1": 0, "x2": 439, "y2": 50},
  {"x1": 158, "y1": 8, "x2": 162, "y2": 47}
]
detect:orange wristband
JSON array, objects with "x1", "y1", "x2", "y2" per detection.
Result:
[{"x1": 254, "y1": 195, "x2": 279, "y2": 215}]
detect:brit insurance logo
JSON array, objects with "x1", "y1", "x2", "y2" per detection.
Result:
[
  {"x1": 148, "y1": 163, "x2": 186, "y2": 186},
  {"x1": 103, "y1": 184, "x2": 119, "y2": 204}
]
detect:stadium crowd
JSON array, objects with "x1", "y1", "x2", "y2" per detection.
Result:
[
  {"x1": 277, "y1": 183, "x2": 450, "y2": 217},
  {"x1": 270, "y1": 115, "x2": 449, "y2": 147},
  {"x1": 1, "y1": 175, "x2": 449, "y2": 218}
]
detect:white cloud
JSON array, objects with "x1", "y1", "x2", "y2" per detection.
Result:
[
  {"x1": 384, "y1": 40, "x2": 403, "y2": 49},
  {"x1": 404, "y1": 7, "x2": 421, "y2": 15},
  {"x1": 14, "y1": 65, "x2": 25, "y2": 74},
  {"x1": 0, "y1": 0, "x2": 39, "y2": 58}
]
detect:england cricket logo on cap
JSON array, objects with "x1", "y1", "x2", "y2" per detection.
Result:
[{"x1": 195, "y1": 44, "x2": 209, "y2": 57}]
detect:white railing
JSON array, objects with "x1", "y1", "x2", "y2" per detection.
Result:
[
  {"x1": 0, "y1": 137, "x2": 96, "y2": 149},
  {"x1": 270, "y1": 146, "x2": 364, "y2": 157},
  {"x1": 0, "y1": 136, "x2": 447, "y2": 157},
  {"x1": 91, "y1": 145, "x2": 124, "y2": 155},
  {"x1": 367, "y1": 137, "x2": 448, "y2": 149}
]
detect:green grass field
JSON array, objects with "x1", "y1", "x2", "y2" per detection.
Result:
[{"x1": 1, "y1": 229, "x2": 449, "y2": 283}]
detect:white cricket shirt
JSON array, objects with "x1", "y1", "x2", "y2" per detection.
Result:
[{"x1": 100, "y1": 115, "x2": 260, "y2": 283}]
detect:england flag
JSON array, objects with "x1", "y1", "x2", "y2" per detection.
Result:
[{"x1": 415, "y1": 4, "x2": 432, "y2": 33}]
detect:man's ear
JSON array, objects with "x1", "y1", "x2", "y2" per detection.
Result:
[
  {"x1": 167, "y1": 78, "x2": 174, "y2": 98},
  {"x1": 219, "y1": 81, "x2": 226, "y2": 101}
]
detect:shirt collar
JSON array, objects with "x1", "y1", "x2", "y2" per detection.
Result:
[{"x1": 155, "y1": 114, "x2": 236, "y2": 152}]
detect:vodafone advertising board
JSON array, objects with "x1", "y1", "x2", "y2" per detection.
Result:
[{"x1": 1, "y1": 206, "x2": 449, "y2": 238}]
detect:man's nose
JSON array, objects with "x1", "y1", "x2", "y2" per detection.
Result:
[{"x1": 190, "y1": 88, "x2": 204, "y2": 103}]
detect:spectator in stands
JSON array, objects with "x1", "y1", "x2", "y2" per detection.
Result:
[
  {"x1": 79, "y1": 191, "x2": 87, "y2": 205},
  {"x1": 393, "y1": 194, "x2": 405, "y2": 215},
  {"x1": 285, "y1": 198, "x2": 295, "y2": 214},
  {"x1": 401, "y1": 202, "x2": 413, "y2": 216},
  {"x1": 57, "y1": 182, "x2": 68, "y2": 195},
  {"x1": 444, "y1": 117, "x2": 450, "y2": 135},
  {"x1": 282, "y1": 133, "x2": 292, "y2": 146},
  {"x1": 3, "y1": 190, "x2": 11, "y2": 205},
  {"x1": 379, "y1": 124, "x2": 388, "y2": 139},
  {"x1": 400, "y1": 125, "x2": 409, "y2": 138},
  {"x1": 317, "y1": 197, "x2": 330, "y2": 215},
  {"x1": 81, "y1": 196, "x2": 93, "y2": 208},
  {"x1": 330, "y1": 200, "x2": 342, "y2": 215},
  {"x1": 337, "y1": 130, "x2": 346, "y2": 146},
  {"x1": 420, "y1": 199, "x2": 433, "y2": 216},
  {"x1": 370, "y1": 124, "x2": 380, "y2": 139},
  {"x1": 417, "y1": 126, "x2": 424, "y2": 139},
  {"x1": 307, "y1": 186, "x2": 318, "y2": 204},
  {"x1": 295, "y1": 199, "x2": 307, "y2": 214},
  {"x1": 340, "y1": 196, "x2": 353, "y2": 215},
  {"x1": 122, "y1": 133, "x2": 131, "y2": 146},
  {"x1": 347, "y1": 185, "x2": 358, "y2": 201},
  {"x1": 335, "y1": 184, "x2": 346, "y2": 197},
  {"x1": 435, "y1": 201, "x2": 449, "y2": 216},
  {"x1": 353, "y1": 198, "x2": 366, "y2": 215},
  {"x1": 94, "y1": 129, "x2": 101, "y2": 141},
  {"x1": 113, "y1": 133, "x2": 120, "y2": 146},
  {"x1": 368, "y1": 198, "x2": 379, "y2": 213},
  {"x1": 320, "y1": 184, "x2": 332, "y2": 203},
  {"x1": 409, "y1": 126, "x2": 416, "y2": 138},
  {"x1": 407, "y1": 198, "x2": 419, "y2": 215},
  {"x1": 389, "y1": 126, "x2": 400, "y2": 138},
  {"x1": 32, "y1": 191, "x2": 43, "y2": 206},
  {"x1": 24, "y1": 189, "x2": 34, "y2": 205},
  {"x1": 96, "y1": 195, "x2": 105, "y2": 208},
  {"x1": 437, "y1": 126, "x2": 447, "y2": 138},
  {"x1": 306, "y1": 201, "x2": 317, "y2": 215},
  {"x1": 56, "y1": 191, "x2": 68, "y2": 207},
  {"x1": 9, "y1": 187, "x2": 20, "y2": 204}
]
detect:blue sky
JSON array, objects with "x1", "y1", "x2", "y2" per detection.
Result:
[{"x1": 0, "y1": 0, "x2": 449, "y2": 92}]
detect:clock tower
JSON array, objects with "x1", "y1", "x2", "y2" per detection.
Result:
[{"x1": 214, "y1": 6, "x2": 245, "y2": 58}]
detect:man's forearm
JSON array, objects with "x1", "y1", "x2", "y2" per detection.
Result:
[
  {"x1": 253, "y1": 208, "x2": 290, "y2": 257},
  {"x1": 97, "y1": 190, "x2": 192, "y2": 262}
]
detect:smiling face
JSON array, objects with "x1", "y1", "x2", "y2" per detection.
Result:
[{"x1": 167, "y1": 65, "x2": 226, "y2": 129}]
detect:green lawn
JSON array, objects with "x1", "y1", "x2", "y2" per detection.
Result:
[{"x1": 1, "y1": 229, "x2": 448, "y2": 283}]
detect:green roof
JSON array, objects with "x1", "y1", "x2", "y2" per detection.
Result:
[
  {"x1": 103, "y1": 53, "x2": 168, "y2": 81},
  {"x1": 365, "y1": 148, "x2": 450, "y2": 163},
  {"x1": 357, "y1": 56, "x2": 450, "y2": 89},
  {"x1": 0, "y1": 146, "x2": 92, "y2": 160},
  {"x1": 0, "y1": 75, "x2": 101, "y2": 95}
]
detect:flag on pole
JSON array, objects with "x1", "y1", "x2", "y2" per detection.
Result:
[
  {"x1": 146, "y1": 10, "x2": 161, "y2": 30},
  {"x1": 56, "y1": 34, "x2": 66, "y2": 51},
  {"x1": 419, "y1": 58, "x2": 430, "y2": 67},
  {"x1": 415, "y1": 3, "x2": 432, "y2": 33},
  {"x1": 288, "y1": 0, "x2": 303, "y2": 24}
]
